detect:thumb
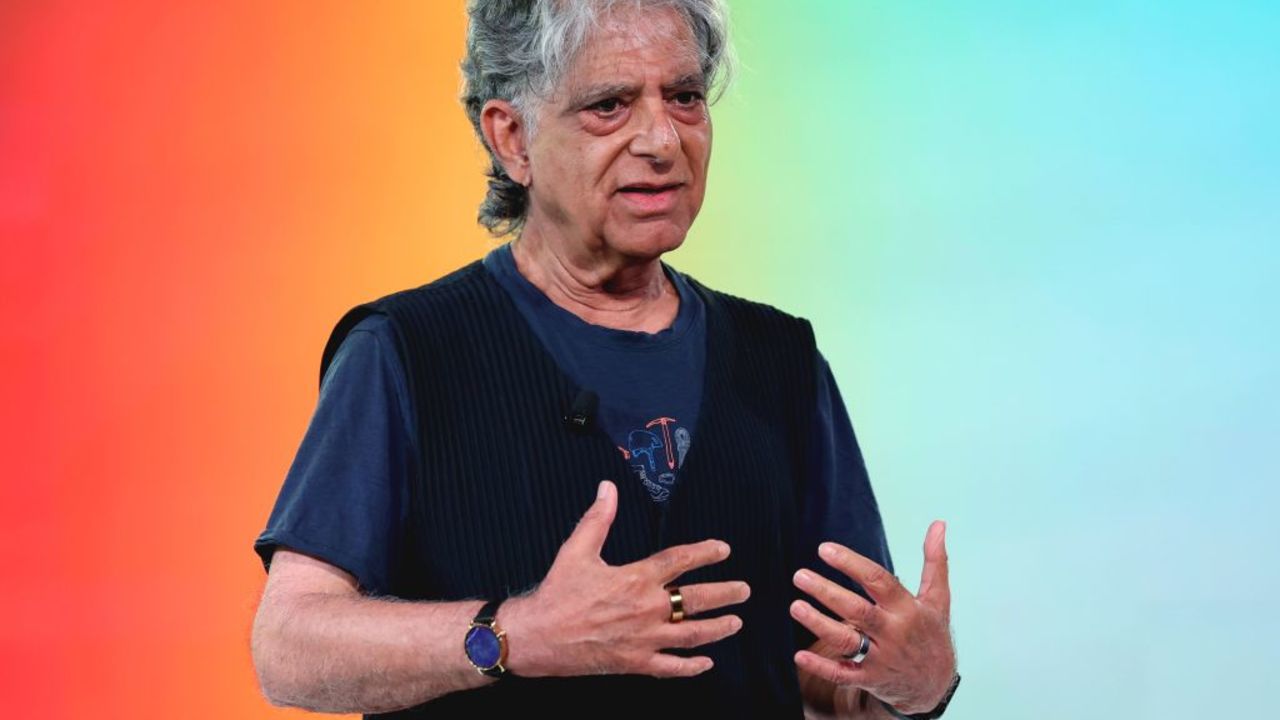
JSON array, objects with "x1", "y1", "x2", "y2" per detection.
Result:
[
  {"x1": 917, "y1": 520, "x2": 950, "y2": 615},
  {"x1": 562, "y1": 480, "x2": 618, "y2": 558}
]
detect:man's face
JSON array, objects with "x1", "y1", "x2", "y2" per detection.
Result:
[{"x1": 523, "y1": 6, "x2": 712, "y2": 260}]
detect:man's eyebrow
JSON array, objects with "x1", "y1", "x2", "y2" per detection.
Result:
[
  {"x1": 662, "y1": 73, "x2": 706, "y2": 91},
  {"x1": 564, "y1": 73, "x2": 707, "y2": 110},
  {"x1": 566, "y1": 82, "x2": 636, "y2": 109}
]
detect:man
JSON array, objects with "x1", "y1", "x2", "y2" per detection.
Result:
[{"x1": 250, "y1": 1, "x2": 959, "y2": 717}]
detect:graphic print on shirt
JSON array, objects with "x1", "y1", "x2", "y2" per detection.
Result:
[{"x1": 617, "y1": 417, "x2": 692, "y2": 502}]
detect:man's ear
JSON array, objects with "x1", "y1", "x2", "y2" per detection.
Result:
[{"x1": 480, "y1": 99, "x2": 531, "y2": 186}]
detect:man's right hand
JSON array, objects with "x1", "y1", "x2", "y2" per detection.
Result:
[{"x1": 498, "y1": 479, "x2": 750, "y2": 679}]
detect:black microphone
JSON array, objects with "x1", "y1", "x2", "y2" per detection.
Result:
[{"x1": 564, "y1": 390, "x2": 598, "y2": 434}]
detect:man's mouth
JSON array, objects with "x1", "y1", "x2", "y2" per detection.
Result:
[
  {"x1": 615, "y1": 182, "x2": 685, "y2": 214},
  {"x1": 617, "y1": 183, "x2": 684, "y2": 195}
]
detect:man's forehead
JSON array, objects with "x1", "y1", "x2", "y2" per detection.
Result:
[
  {"x1": 555, "y1": 6, "x2": 703, "y2": 96},
  {"x1": 588, "y1": 3, "x2": 697, "y2": 54}
]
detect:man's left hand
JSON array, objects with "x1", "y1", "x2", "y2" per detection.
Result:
[{"x1": 790, "y1": 521, "x2": 956, "y2": 715}]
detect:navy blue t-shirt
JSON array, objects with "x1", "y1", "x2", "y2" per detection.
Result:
[
  {"x1": 254, "y1": 246, "x2": 894, "y2": 601},
  {"x1": 483, "y1": 243, "x2": 704, "y2": 503}
]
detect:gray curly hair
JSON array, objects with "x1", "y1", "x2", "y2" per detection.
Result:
[{"x1": 461, "y1": 0, "x2": 735, "y2": 237}]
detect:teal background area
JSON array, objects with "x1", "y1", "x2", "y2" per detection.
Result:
[{"x1": 668, "y1": 2, "x2": 1279, "y2": 717}]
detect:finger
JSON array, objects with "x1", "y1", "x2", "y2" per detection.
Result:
[
  {"x1": 644, "y1": 653, "x2": 715, "y2": 678},
  {"x1": 917, "y1": 520, "x2": 951, "y2": 617},
  {"x1": 560, "y1": 480, "x2": 618, "y2": 558},
  {"x1": 792, "y1": 569, "x2": 885, "y2": 633},
  {"x1": 818, "y1": 542, "x2": 912, "y2": 609},
  {"x1": 652, "y1": 614, "x2": 743, "y2": 650},
  {"x1": 644, "y1": 539, "x2": 731, "y2": 584},
  {"x1": 794, "y1": 649, "x2": 873, "y2": 689},
  {"x1": 675, "y1": 581, "x2": 751, "y2": 618},
  {"x1": 789, "y1": 599, "x2": 872, "y2": 659}
]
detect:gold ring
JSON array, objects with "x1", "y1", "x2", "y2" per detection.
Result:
[{"x1": 666, "y1": 585, "x2": 684, "y2": 623}]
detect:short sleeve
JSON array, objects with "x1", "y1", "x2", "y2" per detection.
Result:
[
  {"x1": 252, "y1": 313, "x2": 414, "y2": 596},
  {"x1": 797, "y1": 351, "x2": 895, "y2": 606}
]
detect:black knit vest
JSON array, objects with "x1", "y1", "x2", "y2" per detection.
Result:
[{"x1": 320, "y1": 260, "x2": 821, "y2": 719}]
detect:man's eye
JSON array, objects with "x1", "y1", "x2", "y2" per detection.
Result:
[
  {"x1": 673, "y1": 91, "x2": 705, "y2": 106},
  {"x1": 588, "y1": 98, "x2": 623, "y2": 114}
]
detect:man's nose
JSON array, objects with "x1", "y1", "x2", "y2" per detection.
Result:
[{"x1": 628, "y1": 100, "x2": 678, "y2": 166}]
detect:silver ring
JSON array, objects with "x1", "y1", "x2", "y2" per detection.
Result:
[{"x1": 842, "y1": 629, "x2": 871, "y2": 664}]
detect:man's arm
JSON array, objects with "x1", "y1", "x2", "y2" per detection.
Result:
[
  {"x1": 796, "y1": 353, "x2": 898, "y2": 719},
  {"x1": 251, "y1": 548, "x2": 498, "y2": 714},
  {"x1": 251, "y1": 484, "x2": 749, "y2": 714},
  {"x1": 252, "y1": 315, "x2": 499, "y2": 713}
]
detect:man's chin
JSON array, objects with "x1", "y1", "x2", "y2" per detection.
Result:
[{"x1": 605, "y1": 220, "x2": 691, "y2": 260}]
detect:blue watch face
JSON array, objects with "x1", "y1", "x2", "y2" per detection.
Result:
[{"x1": 465, "y1": 625, "x2": 502, "y2": 669}]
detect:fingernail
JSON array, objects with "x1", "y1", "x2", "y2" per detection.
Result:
[
  {"x1": 718, "y1": 542, "x2": 730, "y2": 558},
  {"x1": 794, "y1": 569, "x2": 810, "y2": 584},
  {"x1": 598, "y1": 481, "x2": 611, "y2": 500},
  {"x1": 730, "y1": 616, "x2": 743, "y2": 631},
  {"x1": 819, "y1": 543, "x2": 835, "y2": 559}
]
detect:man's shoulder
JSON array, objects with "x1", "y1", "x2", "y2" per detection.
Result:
[
  {"x1": 678, "y1": 269, "x2": 813, "y2": 332},
  {"x1": 678, "y1": 269, "x2": 821, "y2": 423},
  {"x1": 364, "y1": 258, "x2": 492, "y2": 311},
  {"x1": 318, "y1": 259, "x2": 495, "y2": 388},
  {"x1": 335, "y1": 259, "x2": 501, "y2": 334}
]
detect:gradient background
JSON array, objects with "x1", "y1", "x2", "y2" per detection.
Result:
[{"x1": 2, "y1": 1, "x2": 1276, "y2": 718}]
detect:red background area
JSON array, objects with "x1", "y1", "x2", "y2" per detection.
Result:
[{"x1": 1, "y1": 3, "x2": 492, "y2": 716}]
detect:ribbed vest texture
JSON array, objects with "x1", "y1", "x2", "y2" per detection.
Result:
[{"x1": 320, "y1": 260, "x2": 821, "y2": 719}]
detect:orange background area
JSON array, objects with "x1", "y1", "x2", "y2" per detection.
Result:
[{"x1": 1, "y1": 3, "x2": 490, "y2": 716}]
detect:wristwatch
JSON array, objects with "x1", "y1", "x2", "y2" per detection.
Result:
[
  {"x1": 463, "y1": 599, "x2": 510, "y2": 678},
  {"x1": 880, "y1": 672, "x2": 960, "y2": 720}
]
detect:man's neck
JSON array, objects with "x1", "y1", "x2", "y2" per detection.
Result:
[{"x1": 509, "y1": 225, "x2": 678, "y2": 333}]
